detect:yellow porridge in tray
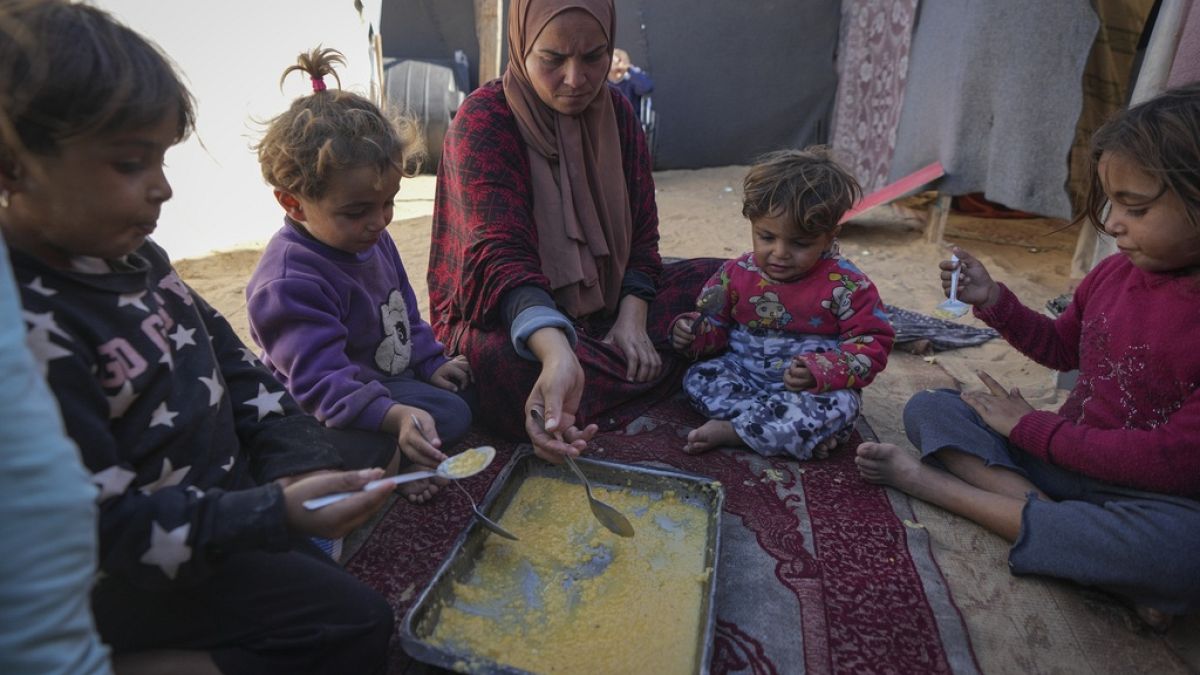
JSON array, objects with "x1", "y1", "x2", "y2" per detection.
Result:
[{"x1": 426, "y1": 475, "x2": 714, "y2": 674}]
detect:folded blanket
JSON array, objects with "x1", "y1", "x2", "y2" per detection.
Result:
[{"x1": 886, "y1": 304, "x2": 999, "y2": 351}]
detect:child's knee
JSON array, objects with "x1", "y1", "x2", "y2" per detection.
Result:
[
  {"x1": 903, "y1": 388, "x2": 964, "y2": 427},
  {"x1": 902, "y1": 388, "x2": 956, "y2": 447},
  {"x1": 904, "y1": 387, "x2": 958, "y2": 413},
  {"x1": 433, "y1": 393, "x2": 473, "y2": 447}
]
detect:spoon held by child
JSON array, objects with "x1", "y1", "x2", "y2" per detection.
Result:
[
  {"x1": 302, "y1": 444, "x2": 496, "y2": 510},
  {"x1": 933, "y1": 254, "x2": 971, "y2": 319},
  {"x1": 410, "y1": 415, "x2": 518, "y2": 540}
]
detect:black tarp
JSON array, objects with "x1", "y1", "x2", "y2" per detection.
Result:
[{"x1": 379, "y1": 1, "x2": 839, "y2": 169}]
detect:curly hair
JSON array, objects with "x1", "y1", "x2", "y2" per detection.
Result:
[
  {"x1": 256, "y1": 47, "x2": 424, "y2": 198},
  {"x1": 1079, "y1": 82, "x2": 1200, "y2": 234},
  {"x1": 0, "y1": 0, "x2": 194, "y2": 168},
  {"x1": 742, "y1": 146, "x2": 862, "y2": 236}
]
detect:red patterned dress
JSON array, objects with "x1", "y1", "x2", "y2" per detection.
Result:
[{"x1": 428, "y1": 81, "x2": 719, "y2": 438}]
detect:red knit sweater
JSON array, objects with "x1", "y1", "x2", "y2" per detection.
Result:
[{"x1": 977, "y1": 254, "x2": 1200, "y2": 496}]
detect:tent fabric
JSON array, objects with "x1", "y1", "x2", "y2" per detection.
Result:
[
  {"x1": 830, "y1": 0, "x2": 920, "y2": 193},
  {"x1": 619, "y1": 0, "x2": 840, "y2": 169},
  {"x1": 1167, "y1": 0, "x2": 1200, "y2": 87},
  {"x1": 1066, "y1": 0, "x2": 1156, "y2": 213},
  {"x1": 380, "y1": 0, "x2": 841, "y2": 170},
  {"x1": 1068, "y1": 0, "x2": 1156, "y2": 279},
  {"x1": 886, "y1": 0, "x2": 1099, "y2": 219}
]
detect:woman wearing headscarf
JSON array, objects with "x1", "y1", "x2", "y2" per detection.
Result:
[{"x1": 428, "y1": 0, "x2": 719, "y2": 460}]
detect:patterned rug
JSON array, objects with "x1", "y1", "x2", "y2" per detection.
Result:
[{"x1": 345, "y1": 395, "x2": 980, "y2": 674}]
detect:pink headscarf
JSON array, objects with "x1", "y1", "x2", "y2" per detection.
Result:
[{"x1": 502, "y1": 0, "x2": 632, "y2": 318}]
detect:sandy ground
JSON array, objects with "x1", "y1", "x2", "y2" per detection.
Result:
[{"x1": 175, "y1": 169, "x2": 1198, "y2": 673}]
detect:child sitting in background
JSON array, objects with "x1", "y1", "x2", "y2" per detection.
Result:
[
  {"x1": 672, "y1": 148, "x2": 894, "y2": 459},
  {"x1": 857, "y1": 83, "x2": 1200, "y2": 629},
  {"x1": 247, "y1": 48, "x2": 474, "y2": 504},
  {"x1": 608, "y1": 48, "x2": 654, "y2": 113},
  {"x1": 0, "y1": 3, "x2": 393, "y2": 672}
]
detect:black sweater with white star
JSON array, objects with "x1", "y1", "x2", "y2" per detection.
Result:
[{"x1": 12, "y1": 242, "x2": 342, "y2": 589}]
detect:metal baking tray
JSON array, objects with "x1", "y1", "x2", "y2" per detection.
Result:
[{"x1": 400, "y1": 447, "x2": 725, "y2": 674}]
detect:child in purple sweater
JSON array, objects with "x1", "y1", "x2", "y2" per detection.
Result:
[
  {"x1": 856, "y1": 84, "x2": 1200, "y2": 629},
  {"x1": 247, "y1": 49, "x2": 474, "y2": 504}
]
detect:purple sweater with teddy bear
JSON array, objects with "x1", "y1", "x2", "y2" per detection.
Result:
[{"x1": 246, "y1": 219, "x2": 449, "y2": 432}]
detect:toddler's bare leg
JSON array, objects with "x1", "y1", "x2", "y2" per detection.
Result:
[
  {"x1": 684, "y1": 420, "x2": 744, "y2": 454},
  {"x1": 855, "y1": 442, "x2": 1026, "y2": 541}
]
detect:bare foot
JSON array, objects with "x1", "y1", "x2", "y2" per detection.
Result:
[
  {"x1": 812, "y1": 436, "x2": 839, "y2": 460},
  {"x1": 854, "y1": 442, "x2": 927, "y2": 491},
  {"x1": 1136, "y1": 605, "x2": 1174, "y2": 633},
  {"x1": 683, "y1": 420, "x2": 744, "y2": 454},
  {"x1": 397, "y1": 465, "x2": 441, "y2": 504},
  {"x1": 896, "y1": 338, "x2": 934, "y2": 356}
]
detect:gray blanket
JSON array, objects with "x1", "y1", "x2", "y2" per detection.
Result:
[{"x1": 887, "y1": 0, "x2": 1099, "y2": 219}]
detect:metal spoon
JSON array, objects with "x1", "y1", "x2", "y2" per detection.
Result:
[
  {"x1": 409, "y1": 415, "x2": 519, "y2": 540},
  {"x1": 529, "y1": 409, "x2": 634, "y2": 538},
  {"x1": 302, "y1": 444, "x2": 496, "y2": 511},
  {"x1": 934, "y1": 253, "x2": 970, "y2": 319},
  {"x1": 450, "y1": 479, "x2": 519, "y2": 541}
]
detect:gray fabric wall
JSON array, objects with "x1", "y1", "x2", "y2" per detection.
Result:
[
  {"x1": 379, "y1": 1, "x2": 841, "y2": 170},
  {"x1": 887, "y1": 0, "x2": 1099, "y2": 219},
  {"x1": 612, "y1": 0, "x2": 839, "y2": 169}
]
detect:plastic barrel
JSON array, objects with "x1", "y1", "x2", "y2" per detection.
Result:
[{"x1": 383, "y1": 55, "x2": 468, "y2": 172}]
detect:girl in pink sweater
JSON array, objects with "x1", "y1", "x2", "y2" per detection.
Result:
[{"x1": 856, "y1": 83, "x2": 1200, "y2": 629}]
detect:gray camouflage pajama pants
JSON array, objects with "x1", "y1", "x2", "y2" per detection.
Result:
[{"x1": 683, "y1": 329, "x2": 861, "y2": 460}]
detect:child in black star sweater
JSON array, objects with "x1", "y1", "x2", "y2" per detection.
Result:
[{"x1": 0, "y1": 3, "x2": 394, "y2": 672}]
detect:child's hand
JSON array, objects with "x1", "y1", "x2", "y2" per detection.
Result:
[
  {"x1": 283, "y1": 468, "x2": 392, "y2": 539},
  {"x1": 671, "y1": 312, "x2": 699, "y2": 351},
  {"x1": 397, "y1": 407, "x2": 448, "y2": 466},
  {"x1": 431, "y1": 354, "x2": 472, "y2": 392},
  {"x1": 960, "y1": 370, "x2": 1033, "y2": 437},
  {"x1": 784, "y1": 356, "x2": 816, "y2": 391},
  {"x1": 941, "y1": 248, "x2": 1000, "y2": 309}
]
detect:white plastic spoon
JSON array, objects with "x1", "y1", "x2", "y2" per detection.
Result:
[{"x1": 933, "y1": 253, "x2": 970, "y2": 319}]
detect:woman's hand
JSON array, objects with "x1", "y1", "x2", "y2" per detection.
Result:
[
  {"x1": 603, "y1": 295, "x2": 662, "y2": 382},
  {"x1": 960, "y1": 370, "x2": 1033, "y2": 437},
  {"x1": 941, "y1": 247, "x2": 1000, "y2": 309},
  {"x1": 783, "y1": 356, "x2": 816, "y2": 391},
  {"x1": 671, "y1": 312, "x2": 699, "y2": 351},
  {"x1": 430, "y1": 354, "x2": 472, "y2": 392},
  {"x1": 525, "y1": 327, "x2": 596, "y2": 463},
  {"x1": 283, "y1": 469, "x2": 393, "y2": 539},
  {"x1": 383, "y1": 404, "x2": 447, "y2": 466},
  {"x1": 526, "y1": 407, "x2": 597, "y2": 465}
]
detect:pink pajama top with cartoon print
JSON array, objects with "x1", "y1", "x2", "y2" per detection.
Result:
[{"x1": 685, "y1": 251, "x2": 894, "y2": 392}]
